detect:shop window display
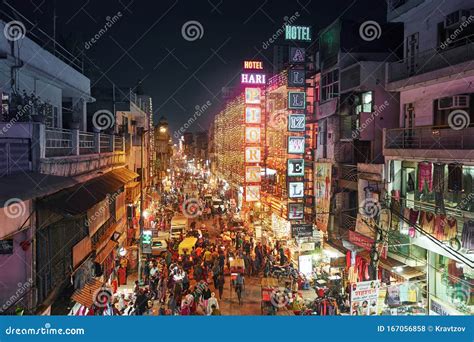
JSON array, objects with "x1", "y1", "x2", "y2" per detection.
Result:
[{"x1": 431, "y1": 255, "x2": 473, "y2": 315}]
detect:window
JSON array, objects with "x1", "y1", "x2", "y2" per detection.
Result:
[
  {"x1": 355, "y1": 91, "x2": 373, "y2": 115},
  {"x1": 321, "y1": 69, "x2": 339, "y2": 102}
]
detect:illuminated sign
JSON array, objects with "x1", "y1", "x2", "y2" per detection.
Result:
[
  {"x1": 245, "y1": 166, "x2": 261, "y2": 183},
  {"x1": 288, "y1": 158, "x2": 304, "y2": 176},
  {"x1": 243, "y1": 60, "x2": 263, "y2": 70},
  {"x1": 245, "y1": 126, "x2": 261, "y2": 144},
  {"x1": 245, "y1": 146, "x2": 261, "y2": 163},
  {"x1": 245, "y1": 88, "x2": 261, "y2": 104},
  {"x1": 288, "y1": 91, "x2": 306, "y2": 109},
  {"x1": 289, "y1": 47, "x2": 306, "y2": 63},
  {"x1": 245, "y1": 106, "x2": 261, "y2": 124},
  {"x1": 288, "y1": 68, "x2": 305, "y2": 87},
  {"x1": 241, "y1": 73, "x2": 266, "y2": 85},
  {"x1": 288, "y1": 136, "x2": 305, "y2": 154},
  {"x1": 291, "y1": 223, "x2": 313, "y2": 238},
  {"x1": 288, "y1": 202, "x2": 304, "y2": 220},
  {"x1": 285, "y1": 25, "x2": 311, "y2": 41},
  {"x1": 245, "y1": 185, "x2": 260, "y2": 202},
  {"x1": 142, "y1": 230, "x2": 153, "y2": 254},
  {"x1": 288, "y1": 182, "x2": 304, "y2": 198},
  {"x1": 288, "y1": 114, "x2": 306, "y2": 131}
]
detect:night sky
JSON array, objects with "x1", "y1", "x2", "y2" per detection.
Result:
[{"x1": 4, "y1": 0, "x2": 387, "y2": 136}]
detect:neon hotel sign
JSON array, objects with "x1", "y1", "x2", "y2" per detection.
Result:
[{"x1": 241, "y1": 60, "x2": 266, "y2": 85}]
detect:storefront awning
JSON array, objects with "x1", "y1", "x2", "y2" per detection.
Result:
[
  {"x1": 95, "y1": 240, "x2": 117, "y2": 264},
  {"x1": 41, "y1": 168, "x2": 138, "y2": 216},
  {"x1": 358, "y1": 250, "x2": 425, "y2": 279},
  {"x1": 71, "y1": 278, "x2": 105, "y2": 308}
]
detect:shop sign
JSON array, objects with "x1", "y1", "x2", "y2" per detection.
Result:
[
  {"x1": 245, "y1": 166, "x2": 261, "y2": 183},
  {"x1": 245, "y1": 126, "x2": 261, "y2": 144},
  {"x1": 288, "y1": 114, "x2": 306, "y2": 131},
  {"x1": 291, "y1": 223, "x2": 313, "y2": 238},
  {"x1": 288, "y1": 202, "x2": 304, "y2": 220},
  {"x1": 245, "y1": 87, "x2": 261, "y2": 104},
  {"x1": 241, "y1": 73, "x2": 266, "y2": 85},
  {"x1": 289, "y1": 47, "x2": 306, "y2": 63},
  {"x1": 243, "y1": 60, "x2": 263, "y2": 70},
  {"x1": 285, "y1": 25, "x2": 311, "y2": 41},
  {"x1": 430, "y1": 299, "x2": 451, "y2": 316},
  {"x1": 300, "y1": 242, "x2": 315, "y2": 251},
  {"x1": 288, "y1": 68, "x2": 305, "y2": 87},
  {"x1": 245, "y1": 185, "x2": 260, "y2": 202},
  {"x1": 299, "y1": 254, "x2": 313, "y2": 276},
  {"x1": 348, "y1": 230, "x2": 387, "y2": 258},
  {"x1": 288, "y1": 136, "x2": 305, "y2": 154},
  {"x1": 142, "y1": 230, "x2": 152, "y2": 254},
  {"x1": 288, "y1": 91, "x2": 306, "y2": 109},
  {"x1": 287, "y1": 159, "x2": 304, "y2": 176},
  {"x1": 0, "y1": 240, "x2": 14, "y2": 254},
  {"x1": 288, "y1": 181, "x2": 304, "y2": 198},
  {"x1": 245, "y1": 146, "x2": 261, "y2": 163},
  {"x1": 350, "y1": 280, "x2": 380, "y2": 316},
  {"x1": 245, "y1": 106, "x2": 261, "y2": 124}
]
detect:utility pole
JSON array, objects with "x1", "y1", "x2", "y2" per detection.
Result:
[{"x1": 138, "y1": 128, "x2": 147, "y2": 285}]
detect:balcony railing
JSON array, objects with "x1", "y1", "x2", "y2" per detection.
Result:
[
  {"x1": 388, "y1": 39, "x2": 474, "y2": 83},
  {"x1": 44, "y1": 127, "x2": 124, "y2": 158},
  {"x1": 385, "y1": 126, "x2": 474, "y2": 150}
]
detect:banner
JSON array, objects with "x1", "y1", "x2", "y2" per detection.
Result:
[
  {"x1": 314, "y1": 163, "x2": 331, "y2": 232},
  {"x1": 351, "y1": 280, "x2": 380, "y2": 316}
]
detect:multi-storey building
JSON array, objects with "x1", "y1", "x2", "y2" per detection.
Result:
[
  {"x1": 383, "y1": 0, "x2": 474, "y2": 315},
  {"x1": 0, "y1": 20, "x2": 139, "y2": 315}
]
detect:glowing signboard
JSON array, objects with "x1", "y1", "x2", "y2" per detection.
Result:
[
  {"x1": 288, "y1": 91, "x2": 306, "y2": 109},
  {"x1": 245, "y1": 166, "x2": 261, "y2": 183},
  {"x1": 288, "y1": 182, "x2": 304, "y2": 198},
  {"x1": 285, "y1": 25, "x2": 312, "y2": 41},
  {"x1": 245, "y1": 126, "x2": 261, "y2": 144},
  {"x1": 245, "y1": 106, "x2": 261, "y2": 124},
  {"x1": 289, "y1": 47, "x2": 306, "y2": 63},
  {"x1": 288, "y1": 114, "x2": 306, "y2": 131},
  {"x1": 288, "y1": 159, "x2": 304, "y2": 176},
  {"x1": 245, "y1": 88, "x2": 261, "y2": 104},
  {"x1": 288, "y1": 68, "x2": 305, "y2": 87},
  {"x1": 245, "y1": 185, "x2": 260, "y2": 202},
  {"x1": 245, "y1": 146, "x2": 261, "y2": 163},
  {"x1": 243, "y1": 60, "x2": 263, "y2": 70},
  {"x1": 288, "y1": 202, "x2": 305, "y2": 220},
  {"x1": 288, "y1": 136, "x2": 305, "y2": 154},
  {"x1": 241, "y1": 73, "x2": 266, "y2": 85}
]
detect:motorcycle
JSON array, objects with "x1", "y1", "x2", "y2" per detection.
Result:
[{"x1": 270, "y1": 264, "x2": 299, "y2": 280}]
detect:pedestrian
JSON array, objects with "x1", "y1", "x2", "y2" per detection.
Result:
[
  {"x1": 207, "y1": 292, "x2": 219, "y2": 315},
  {"x1": 217, "y1": 273, "x2": 225, "y2": 300},
  {"x1": 210, "y1": 304, "x2": 221, "y2": 315},
  {"x1": 235, "y1": 273, "x2": 244, "y2": 305}
]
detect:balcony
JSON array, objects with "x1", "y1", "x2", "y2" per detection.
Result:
[
  {"x1": 384, "y1": 126, "x2": 474, "y2": 161},
  {"x1": 0, "y1": 123, "x2": 126, "y2": 178},
  {"x1": 387, "y1": 40, "x2": 474, "y2": 90}
]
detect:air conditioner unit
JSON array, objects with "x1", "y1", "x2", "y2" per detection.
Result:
[
  {"x1": 438, "y1": 95, "x2": 469, "y2": 110},
  {"x1": 444, "y1": 9, "x2": 471, "y2": 29}
]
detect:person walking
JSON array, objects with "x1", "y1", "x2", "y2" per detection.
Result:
[
  {"x1": 206, "y1": 292, "x2": 219, "y2": 315},
  {"x1": 217, "y1": 273, "x2": 225, "y2": 300},
  {"x1": 235, "y1": 273, "x2": 245, "y2": 305}
]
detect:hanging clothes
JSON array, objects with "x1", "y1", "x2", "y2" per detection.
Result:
[
  {"x1": 418, "y1": 162, "x2": 433, "y2": 193},
  {"x1": 434, "y1": 215, "x2": 447, "y2": 241},
  {"x1": 448, "y1": 163, "x2": 463, "y2": 192},
  {"x1": 391, "y1": 198, "x2": 401, "y2": 230},
  {"x1": 461, "y1": 220, "x2": 474, "y2": 250},
  {"x1": 379, "y1": 208, "x2": 391, "y2": 231},
  {"x1": 433, "y1": 163, "x2": 446, "y2": 214},
  {"x1": 420, "y1": 211, "x2": 435, "y2": 234},
  {"x1": 386, "y1": 285, "x2": 401, "y2": 307},
  {"x1": 407, "y1": 173, "x2": 415, "y2": 193},
  {"x1": 409, "y1": 208, "x2": 419, "y2": 225},
  {"x1": 445, "y1": 216, "x2": 458, "y2": 241}
]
